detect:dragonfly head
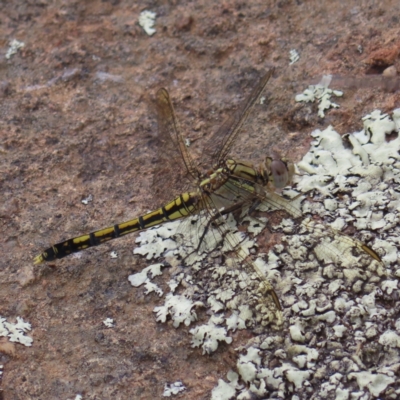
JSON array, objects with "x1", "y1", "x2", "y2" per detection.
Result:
[
  {"x1": 224, "y1": 157, "x2": 293, "y2": 190},
  {"x1": 265, "y1": 152, "x2": 294, "y2": 189}
]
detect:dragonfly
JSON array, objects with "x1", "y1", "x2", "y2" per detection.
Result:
[{"x1": 33, "y1": 69, "x2": 382, "y2": 325}]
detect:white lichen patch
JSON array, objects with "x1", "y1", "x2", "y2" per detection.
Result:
[
  {"x1": 163, "y1": 381, "x2": 186, "y2": 397},
  {"x1": 103, "y1": 318, "x2": 114, "y2": 328},
  {"x1": 154, "y1": 293, "x2": 201, "y2": 328},
  {"x1": 348, "y1": 371, "x2": 395, "y2": 397},
  {"x1": 289, "y1": 49, "x2": 300, "y2": 65},
  {"x1": 0, "y1": 316, "x2": 33, "y2": 346},
  {"x1": 128, "y1": 263, "x2": 165, "y2": 296},
  {"x1": 138, "y1": 10, "x2": 157, "y2": 36},
  {"x1": 211, "y1": 371, "x2": 241, "y2": 400},
  {"x1": 133, "y1": 222, "x2": 181, "y2": 259},
  {"x1": 296, "y1": 75, "x2": 343, "y2": 117},
  {"x1": 81, "y1": 194, "x2": 93, "y2": 205},
  {"x1": 237, "y1": 346, "x2": 261, "y2": 383},
  {"x1": 5, "y1": 39, "x2": 25, "y2": 59},
  {"x1": 190, "y1": 314, "x2": 233, "y2": 354}
]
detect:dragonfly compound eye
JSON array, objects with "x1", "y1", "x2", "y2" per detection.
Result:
[{"x1": 270, "y1": 159, "x2": 289, "y2": 189}]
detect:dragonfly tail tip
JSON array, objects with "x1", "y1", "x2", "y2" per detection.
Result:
[{"x1": 33, "y1": 254, "x2": 44, "y2": 264}]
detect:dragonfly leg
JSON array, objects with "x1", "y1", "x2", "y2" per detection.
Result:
[
  {"x1": 196, "y1": 202, "x2": 246, "y2": 253},
  {"x1": 244, "y1": 198, "x2": 273, "y2": 230},
  {"x1": 248, "y1": 198, "x2": 262, "y2": 215}
]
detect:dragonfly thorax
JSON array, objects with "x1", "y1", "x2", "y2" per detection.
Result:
[{"x1": 224, "y1": 158, "x2": 268, "y2": 186}]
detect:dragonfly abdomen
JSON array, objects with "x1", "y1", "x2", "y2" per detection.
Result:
[{"x1": 33, "y1": 192, "x2": 200, "y2": 264}]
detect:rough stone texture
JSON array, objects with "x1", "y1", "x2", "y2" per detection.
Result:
[{"x1": 0, "y1": 0, "x2": 399, "y2": 399}]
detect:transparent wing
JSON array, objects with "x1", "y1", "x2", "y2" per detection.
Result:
[
  {"x1": 204, "y1": 169, "x2": 381, "y2": 267},
  {"x1": 252, "y1": 189, "x2": 382, "y2": 266},
  {"x1": 173, "y1": 205, "x2": 283, "y2": 329},
  {"x1": 204, "y1": 69, "x2": 274, "y2": 166},
  {"x1": 151, "y1": 88, "x2": 201, "y2": 208},
  {"x1": 171, "y1": 178, "x2": 382, "y2": 328},
  {"x1": 155, "y1": 88, "x2": 201, "y2": 181}
]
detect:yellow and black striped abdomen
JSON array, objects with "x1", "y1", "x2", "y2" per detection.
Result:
[{"x1": 33, "y1": 192, "x2": 200, "y2": 264}]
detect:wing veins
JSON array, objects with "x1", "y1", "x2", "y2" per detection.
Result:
[
  {"x1": 204, "y1": 173, "x2": 382, "y2": 267},
  {"x1": 189, "y1": 189, "x2": 283, "y2": 314},
  {"x1": 214, "y1": 69, "x2": 274, "y2": 163},
  {"x1": 156, "y1": 88, "x2": 201, "y2": 181}
]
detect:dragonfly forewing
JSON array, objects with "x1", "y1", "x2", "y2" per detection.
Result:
[
  {"x1": 150, "y1": 87, "x2": 202, "y2": 210},
  {"x1": 205, "y1": 69, "x2": 274, "y2": 166},
  {"x1": 168, "y1": 208, "x2": 283, "y2": 325},
  {"x1": 155, "y1": 88, "x2": 201, "y2": 181},
  {"x1": 252, "y1": 187, "x2": 382, "y2": 267}
]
